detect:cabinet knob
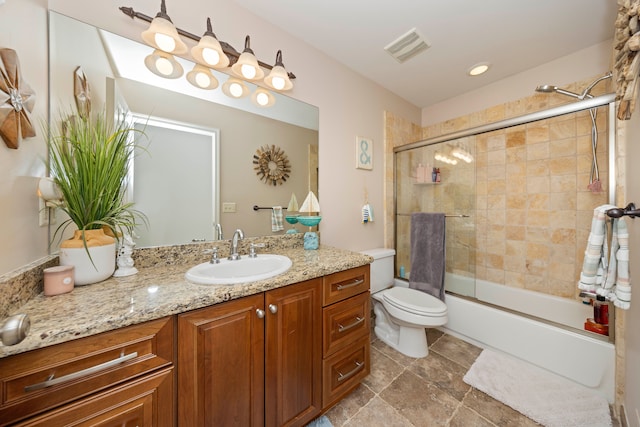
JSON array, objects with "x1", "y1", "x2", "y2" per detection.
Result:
[
  {"x1": 268, "y1": 304, "x2": 278, "y2": 314},
  {"x1": 256, "y1": 309, "x2": 266, "y2": 319}
]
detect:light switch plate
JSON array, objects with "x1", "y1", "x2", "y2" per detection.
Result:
[{"x1": 222, "y1": 202, "x2": 236, "y2": 213}]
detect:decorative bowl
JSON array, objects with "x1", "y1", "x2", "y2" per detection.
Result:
[
  {"x1": 297, "y1": 215, "x2": 322, "y2": 227},
  {"x1": 285, "y1": 214, "x2": 300, "y2": 225}
]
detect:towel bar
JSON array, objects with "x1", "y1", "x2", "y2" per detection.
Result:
[
  {"x1": 396, "y1": 213, "x2": 470, "y2": 218},
  {"x1": 253, "y1": 205, "x2": 288, "y2": 211},
  {"x1": 605, "y1": 203, "x2": 639, "y2": 218}
]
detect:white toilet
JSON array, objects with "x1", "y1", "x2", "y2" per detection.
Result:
[{"x1": 362, "y1": 248, "x2": 448, "y2": 358}]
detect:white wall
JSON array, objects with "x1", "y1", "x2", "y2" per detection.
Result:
[
  {"x1": 422, "y1": 40, "x2": 613, "y2": 126},
  {"x1": 0, "y1": 0, "x2": 420, "y2": 276},
  {"x1": 0, "y1": 0, "x2": 49, "y2": 276}
]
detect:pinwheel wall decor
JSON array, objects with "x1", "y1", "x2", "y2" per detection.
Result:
[{"x1": 0, "y1": 48, "x2": 36, "y2": 149}]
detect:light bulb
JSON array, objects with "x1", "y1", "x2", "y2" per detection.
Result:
[
  {"x1": 229, "y1": 82, "x2": 243, "y2": 97},
  {"x1": 195, "y1": 72, "x2": 211, "y2": 88},
  {"x1": 155, "y1": 56, "x2": 174, "y2": 76},
  {"x1": 154, "y1": 32, "x2": 176, "y2": 52},
  {"x1": 255, "y1": 92, "x2": 269, "y2": 106},
  {"x1": 271, "y1": 76, "x2": 285, "y2": 90},
  {"x1": 202, "y1": 47, "x2": 220, "y2": 66},
  {"x1": 241, "y1": 64, "x2": 256, "y2": 79}
]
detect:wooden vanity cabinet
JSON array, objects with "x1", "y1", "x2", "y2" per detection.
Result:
[
  {"x1": 0, "y1": 316, "x2": 175, "y2": 427},
  {"x1": 321, "y1": 265, "x2": 371, "y2": 409},
  {"x1": 178, "y1": 278, "x2": 322, "y2": 427}
]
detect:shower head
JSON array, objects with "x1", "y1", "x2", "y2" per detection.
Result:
[
  {"x1": 535, "y1": 85, "x2": 582, "y2": 99},
  {"x1": 535, "y1": 72, "x2": 613, "y2": 100}
]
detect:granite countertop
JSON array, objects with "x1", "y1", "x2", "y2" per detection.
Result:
[{"x1": 0, "y1": 245, "x2": 372, "y2": 359}]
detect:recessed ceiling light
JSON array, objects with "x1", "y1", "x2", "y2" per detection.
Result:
[{"x1": 467, "y1": 62, "x2": 490, "y2": 76}]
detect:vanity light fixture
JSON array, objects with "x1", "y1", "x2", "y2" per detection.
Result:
[
  {"x1": 190, "y1": 18, "x2": 229, "y2": 69},
  {"x1": 186, "y1": 64, "x2": 219, "y2": 90},
  {"x1": 467, "y1": 62, "x2": 490, "y2": 76},
  {"x1": 140, "y1": 0, "x2": 187, "y2": 55},
  {"x1": 451, "y1": 147, "x2": 474, "y2": 163},
  {"x1": 144, "y1": 49, "x2": 184, "y2": 79},
  {"x1": 222, "y1": 77, "x2": 250, "y2": 98},
  {"x1": 264, "y1": 50, "x2": 293, "y2": 91},
  {"x1": 120, "y1": 2, "x2": 296, "y2": 106},
  {"x1": 251, "y1": 87, "x2": 276, "y2": 107},
  {"x1": 231, "y1": 36, "x2": 265, "y2": 81}
]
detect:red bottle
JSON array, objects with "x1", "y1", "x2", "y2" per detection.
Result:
[{"x1": 594, "y1": 295, "x2": 609, "y2": 325}]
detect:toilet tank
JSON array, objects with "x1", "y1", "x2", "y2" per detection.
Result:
[{"x1": 360, "y1": 248, "x2": 396, "y2": 293}]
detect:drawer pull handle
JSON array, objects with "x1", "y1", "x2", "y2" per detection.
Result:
[
  {"x1": 336, "y1": 279, "x2": 364, "y2": 291},
  {"x1": 338, "y1": 316, "x2": 364, "y2": 333},
  {"x1": 337, "y1": 360, "x2": 364, "y2": 382},
  {"x1": 24, "y1": 351, "x2": 138, "y2": 392}
]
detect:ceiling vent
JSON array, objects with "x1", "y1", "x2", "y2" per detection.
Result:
[
  {"x1": 384, "y1": 28, "x2": 431, "y2": 63},
  {"x1": 384, "y1": 28, "x2": 430, "y2": 63}
]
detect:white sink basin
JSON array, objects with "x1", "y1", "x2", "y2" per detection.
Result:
[{"x1": 185, "y1": 254, "x2": 292, "y2": 285}]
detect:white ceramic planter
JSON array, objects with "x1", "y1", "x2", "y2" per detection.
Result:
[{"x1": 59, "y1": 242, "x2": 116, "y2": 286}]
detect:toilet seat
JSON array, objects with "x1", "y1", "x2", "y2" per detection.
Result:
[{"x1": 383, "y1": 287, "x2": 447, "y2": 317}]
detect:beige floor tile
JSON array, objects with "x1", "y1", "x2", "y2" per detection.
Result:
[
  {"x1": 362, "y1": 346, "x2": 405, "y2": 394},
  {"x1": 324, "y1": 384, "x2": 375, "y2": 427},
  {"x1": 371, "y1": 338, "x2": 418, "y2": 368},
  {"x1": 344, "y1": 396, "x2": 414, "y2": 427},
  {"x1": 429, "y1": 334, "x2": 482, "y2": 369},
  {"x1": 408, "y1": 350, "x2": 471, "y2": 401},
  {"x1": 449, "y1": 405, "x2": 497, "y2": 427},
  {"x1": 379, "y1": 370, "x2": 461, "y2": 427}
]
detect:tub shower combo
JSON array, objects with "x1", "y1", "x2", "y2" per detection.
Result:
[{"x1": 393, "y1": 74, "x2": 617, "y2": 402}]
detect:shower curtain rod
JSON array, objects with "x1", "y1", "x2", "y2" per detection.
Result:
[{"x1": 394, "y1": 93, "x2": 615, "y2": 153}]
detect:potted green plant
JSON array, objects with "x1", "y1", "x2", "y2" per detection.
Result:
[{"x1": 47, "y1": 108, "x2": 146, "y2": 285}]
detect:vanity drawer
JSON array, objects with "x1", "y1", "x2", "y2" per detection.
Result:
[
  {"x1": 323, "y1": 265, "x2": 370, "y2": 306},
  {"x1": 0, "y1": 316, "x2": 174, "y2": 426},
  {"x1": 322, "y1": 335, "x2": 370, "y2": 408},
  {"x1": 323, "y1": 292, "x2": 370, "y2": 357}
]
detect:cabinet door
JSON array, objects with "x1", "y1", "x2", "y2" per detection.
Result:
[
  {"x1": 265, "y1": 278, "x2": 322, "y2": 427},
  {"x1": 178, "y1": 294, "x2": 265, "y2": 427}
]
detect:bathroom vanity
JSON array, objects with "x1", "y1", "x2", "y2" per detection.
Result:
[{"x1": 0, "y1": 241, "x2": 371, "y2": 426}]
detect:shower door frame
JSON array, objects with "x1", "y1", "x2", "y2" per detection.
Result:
[{"x1": 393, "y1": 94, "x2": 617, "y2": 332}]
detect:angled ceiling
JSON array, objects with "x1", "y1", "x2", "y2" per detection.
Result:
[{"x1": 233, "y1": 0, "x2": 618, "y2": 108}]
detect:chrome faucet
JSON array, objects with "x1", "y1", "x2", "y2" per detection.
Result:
[
  {"x1": 214, "y1": 223, "x2": 223, "y2": 240},
  {"x1": 228, "y1": 229, "x2": 244, "y2": 260}
]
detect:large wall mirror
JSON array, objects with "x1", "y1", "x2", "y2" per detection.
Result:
[{"x1": 49, "y1": 11, "x2": 319, "y2": 247}]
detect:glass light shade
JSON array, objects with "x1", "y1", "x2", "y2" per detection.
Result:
[
  {"x1": 251, "y1": 88, "x2": 275, "y2": 107},
  {"x1": 221, "y1": 77, "x2": 250, "y2": 98},
  {"x1": 186, "y1": 64, "x2": 219, "y2": 90},
  {"x1": 264, "y1": 65, "x2": 293, "y2": 91},
  {"x1": 144, "y1": 50, "x2": 184, "y2": 79},
  {"x1": 231, "y1": 51, "x2": 264, "y2": 81},
  {"x1": 141, "y1": 15, "x2": 187, "y2": 54},
  {"x1": 191, "y1": 35, "x2": 229, "y2": 69}
]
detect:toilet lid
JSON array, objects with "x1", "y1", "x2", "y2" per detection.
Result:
[{"x1": 383, "y1": 287, "x2": 447, "y2": 316}]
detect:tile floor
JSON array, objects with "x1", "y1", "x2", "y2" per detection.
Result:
[{"x1": 324, "y1": 329, "x2": 619, "y2": 427}]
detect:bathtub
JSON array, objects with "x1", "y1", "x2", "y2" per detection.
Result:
[{"x1": 395, "y1": 274, "x2": 616, "y2": 403}]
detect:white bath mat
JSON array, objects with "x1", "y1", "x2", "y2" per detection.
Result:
[{"x1": 463, "y1": 349, "x2": 611, "y2": 427}]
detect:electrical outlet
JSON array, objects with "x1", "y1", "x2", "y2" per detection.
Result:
[
  {"x1": 222, "y1": 202, "x2": 236, "y2": 213},
  {"x1": 38, "y1": 199, "x2": 49, "y2": 227}
]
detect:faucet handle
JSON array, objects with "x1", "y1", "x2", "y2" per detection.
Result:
[
  {"x1": 249, "y1": 243, "x2": 265, "y2": 258},
  {"x1": 210, "y1": 247, "x2": 220, "y2": 264}
]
